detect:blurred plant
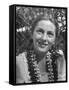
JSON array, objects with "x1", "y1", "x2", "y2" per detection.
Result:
[{"x1": 16, "y1": 7, "x2": 67, "y2": 58}]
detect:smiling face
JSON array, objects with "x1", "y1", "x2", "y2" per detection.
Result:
[{"x1": 32, "y1": 20, "x2": 56, "y2": 54}]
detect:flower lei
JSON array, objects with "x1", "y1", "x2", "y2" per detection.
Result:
[
  {"x1": 46, "y1": 48, "x2": 59, "y2": 82},
  {"x1": 26, "y1": 47, "x2": 59, "y2": 83},
  {"x1": 27, "y1": 50, "x2": 41, "y2": 82}
]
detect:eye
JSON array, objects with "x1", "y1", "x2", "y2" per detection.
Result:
[
  {"x1": 37, "y1": 29, "x2": 44, "y2": 34},
  {"x1": 47, "y1": 31, "x2": 54, "y2": 37}
]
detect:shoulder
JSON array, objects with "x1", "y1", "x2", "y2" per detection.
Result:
[
  {"x1": 56, "y1": 50, "x2": 66, "y2": 81},
  {"x1": 16, "y1": 52, "x2": 27, "y2": 65},
  {"x1": 57, "y1": 50, "x2": 66, "y2": 69},
  {"x1": 16, "y1": 52, "x2": 27, "y2": 83},
  {"x1": 56, "y1": 50, "x2": 65, "y2": 66},
  {"x1": 16, "y1": 52, "x2": 31, "y2": 83}
]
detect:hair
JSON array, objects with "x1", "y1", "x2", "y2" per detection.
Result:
[
  {"x1": 27, "y1": 13, "x2": 61, "y2": 50},
  {"x1": 31, "y1": 13, "x2": 59, "y2": 38}
]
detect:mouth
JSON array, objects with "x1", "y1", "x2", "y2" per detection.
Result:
[{"x1": 37, "y1": 40, "x2": 48, "y2": 48}]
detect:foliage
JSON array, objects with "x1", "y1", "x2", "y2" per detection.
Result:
[{"x1": 16, "y1": 6, "x2": 67, "y2": 57}]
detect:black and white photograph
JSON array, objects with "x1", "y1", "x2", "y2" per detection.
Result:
[
  {"x1": 15, "y1": 5, "x2": 67, "y2": 84},
  {"x1": 0, "y1": 0, "x2": 69, "y2": 89},
  {"x1": 9, "y1": 5, "x2": 67, "y2": 85}
]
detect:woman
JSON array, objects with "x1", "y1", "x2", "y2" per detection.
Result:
[{"x1": 16, "y1": 13, "x2": 66, "y2": 83}]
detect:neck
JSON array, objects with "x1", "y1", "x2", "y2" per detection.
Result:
[
  {"x1": 28, "y1": 43, "x2": 48, "y2": 62},
  {"x1": 34, "y1": 49, "x2": 47, "y2": 63}
]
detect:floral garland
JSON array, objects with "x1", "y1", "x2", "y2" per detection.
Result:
[
  {"x1": 16, "y1": 7, "x2": 66, "y2": 82},
  {"x1": 27, "y1": 50, "x2": 41, "y2": 82},
  {"x1": 26, "y1": 47, "x2": 59, "y2": 83},
  {"x1": 46, "y1": 48, "x2": 59, "y2": 82}
]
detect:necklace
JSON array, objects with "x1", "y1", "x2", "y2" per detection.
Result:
[
  {"x1": 27, "y1": 50, "x2": 41, "y2": 82},
  {"x1": 26, "y1": 48, "x2": 58, "y2": 83}
]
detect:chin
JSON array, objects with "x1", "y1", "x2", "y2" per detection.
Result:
[{"x1": 37, "y1": 47, "x2": 49, "y2": 53}]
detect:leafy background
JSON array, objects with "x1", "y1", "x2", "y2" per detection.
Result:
[{"x1": 16, "y1": 6, "x2": 67, "y2": 59}]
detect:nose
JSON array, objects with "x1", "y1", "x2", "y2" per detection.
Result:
[{"x1": 42, "y1": 33, "x2": 48, "y2": 41}]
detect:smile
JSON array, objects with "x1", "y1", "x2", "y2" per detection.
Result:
[{"x1": 37, "y1": 40, "x2": 48, "y2": 48}]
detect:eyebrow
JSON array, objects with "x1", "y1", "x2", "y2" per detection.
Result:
[
  {"x1": 47, "y1": 31, "x2": 54, "y2": 35},
  {"x1": 36, "y1": 28, "x2": 44, "y2": 33}
]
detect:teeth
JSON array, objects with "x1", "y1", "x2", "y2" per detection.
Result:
[
  {"x1": 41, "y1": 45, "x2": 47, "y2": 47},
  {"x1": 37, "y1": 40, "x2": 48, "y2": 48},
  {"x1": 38, "y1": 41, "x2": 48, "y2": 45},
  {"x1": 44, "y1": 42, "x2": 48, "y2": 45},
  {"x1": 41, "y1": 42, "x2": 48, "y2": 45},
  {"x1": 45, "y1": 42, "x2": 48, "y2": 44},
  {"x1": 39, "y1": 44, "x2": 48, "y2": 47}
]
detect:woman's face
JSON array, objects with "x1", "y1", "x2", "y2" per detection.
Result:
[{"x1": 32, "y1": 20, "x2": 56, "y2": 53}]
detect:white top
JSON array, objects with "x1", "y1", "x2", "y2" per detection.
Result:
[{"x1": 16, "y1": 52, "x2": 66, "y2": 83}]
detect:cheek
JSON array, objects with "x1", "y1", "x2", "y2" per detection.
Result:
[
  {"x1": 33, "y1": 32, "x2": 42, "y2": 41},
  {"x1": 32, "y1": 33, "x2": 38, "y2": 45},
  {"x1": 48, "y1": 37, "x2": 55, "y2": 45},
  {"x1": 48, "y1": 33, "x2": 56, "y2": 44}
]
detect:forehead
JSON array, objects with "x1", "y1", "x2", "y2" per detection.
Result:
[{"x1": 35, "y1": 20, "x2": 56, "y2": 32}]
